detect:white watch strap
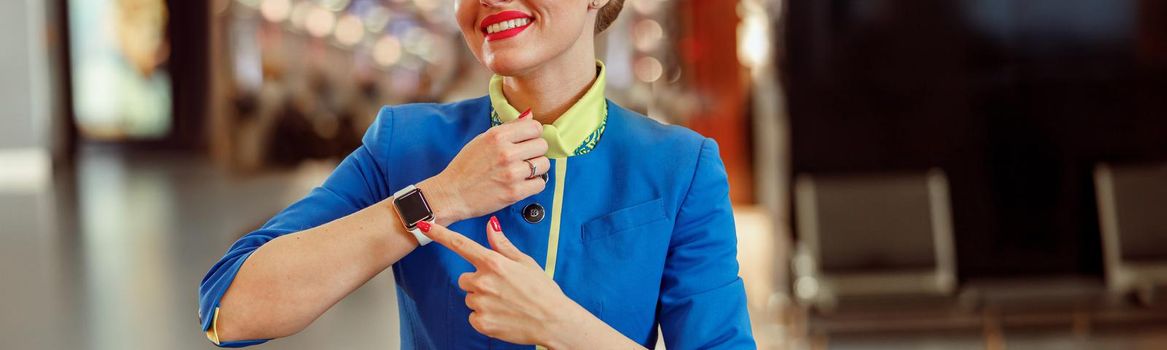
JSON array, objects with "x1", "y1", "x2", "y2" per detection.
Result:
[
  {"x1": 393, "y1": 185, "x2": 433, "y2": 246},
  {"x1": 409, "y1": 227, "x2": 432, "y2": 246}
]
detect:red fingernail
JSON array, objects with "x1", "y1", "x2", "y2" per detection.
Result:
[
  {"x1": 518, "y1": 108, "x2": 532, "y2": 119},
  {"x1": 489, "y1": 216, "x2": 502, "y2": 232},
  {"x1": 416, "y1": 221, "x2": 431, "y2": 233}
]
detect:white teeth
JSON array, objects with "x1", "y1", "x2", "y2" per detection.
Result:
[{"x1": 486, "y1": 18, "x2": 530, "y2": 34}]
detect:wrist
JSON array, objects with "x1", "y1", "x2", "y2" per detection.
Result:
[
  {"x1": 540, "y1": 298, "x2": 592, "y2": 350},
  {"x1": 416, "y1": 177, "x2": 462, "y2": 226}
]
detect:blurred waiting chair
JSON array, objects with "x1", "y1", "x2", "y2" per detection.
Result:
[
  {"x1": 1094, "y1": 162, "x2": 1167, "y2": 306},
  {"x1": 792, "y1": 168, "x2": 958, "y2": 312}
]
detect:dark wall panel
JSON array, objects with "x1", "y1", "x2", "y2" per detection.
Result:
[{"x1": 783, "y1": 0, "x2": 1167, "y2": 279}]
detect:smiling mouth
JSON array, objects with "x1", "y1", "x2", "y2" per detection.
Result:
[
  {"x1": 480, "y1": 11, "x2": 534, "y2": 42},
  {"x1": 486, "y1": 18, "x2": 531, "y2": 35}
]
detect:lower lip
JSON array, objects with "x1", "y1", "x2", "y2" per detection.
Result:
[{"x1": 484, "y1": 22, "x2": 533, "y2": 42}]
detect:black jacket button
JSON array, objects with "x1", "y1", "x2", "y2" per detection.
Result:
[{"x1": 522, "y1": 203, "x2": 545, "y2": 224}]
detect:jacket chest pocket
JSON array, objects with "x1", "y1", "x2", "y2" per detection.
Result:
[
  {"x1": 580, "y1": 197, "x2": 672, "y2": 264},
  {"x1": 577, "y1": 197, "x2": 672, "y2": 336},
  {"x1": 582, "y1": 197, "x2": 668, "y2": 242}
]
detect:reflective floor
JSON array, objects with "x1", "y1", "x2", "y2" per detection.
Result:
[{"x1": 1, "y1": 147, "x2": 398, "y2": 350}]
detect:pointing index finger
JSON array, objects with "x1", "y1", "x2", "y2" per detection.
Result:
[{"x1": 418, "y1": 221, "x2": 497, "y2": 267}]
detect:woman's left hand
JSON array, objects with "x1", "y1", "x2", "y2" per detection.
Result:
[{"x1": 416, "y1": 217, "x2": 579, "y2": 346}]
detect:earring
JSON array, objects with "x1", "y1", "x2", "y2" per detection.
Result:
[{"x1": 590, "y1": 0, "x2": 603, "y2": 9}]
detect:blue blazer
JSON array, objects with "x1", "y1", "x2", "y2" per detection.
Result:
[{"x1": 199, "y1": 96, "x2": 755, "y2": 349}]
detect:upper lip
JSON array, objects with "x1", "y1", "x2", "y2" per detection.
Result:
[{"x1": 480, "y1": 10, "x2": 533, "y2": 33}]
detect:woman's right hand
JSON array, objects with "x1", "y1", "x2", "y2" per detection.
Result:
[{"x1": 417, "y1": 110, "x2": 550, "y2": 226}]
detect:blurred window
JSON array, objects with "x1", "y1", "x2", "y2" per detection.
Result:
[{"x1": 69, "y1": 0, "x2": 172, "y2": 139}]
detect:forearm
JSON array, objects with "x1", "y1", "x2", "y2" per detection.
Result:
[
  {"x1": 215, "y1": 198, "x2": 417, "y2": 342},
  {"x1": 545, "y1": 302, "x2": 646, "y2": 350}
]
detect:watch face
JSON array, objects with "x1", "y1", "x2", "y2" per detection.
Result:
[{"x1": 394, "y1": 189, "x2": 432, "y2": 227}]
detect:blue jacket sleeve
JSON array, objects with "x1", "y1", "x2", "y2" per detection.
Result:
[
  {"x1": 197, "y1": 107, "x2": 395, "y2": 347},
  {"x1": 657, "y1": 138, "x2": 756, "y2": 349}
]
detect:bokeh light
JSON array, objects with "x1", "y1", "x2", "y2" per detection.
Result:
[
  {"x1": 321, "y1": 0, "x2": 351, "y2": 12},
  {"x1": 289, "y1": 1, "x2": 313, "y2": 30},
  {"x1": 306, "y1": 6, "x2": 337, "y2": 38},
  {"x1": 634, "y1": 56, "x2": 664, "y2": 83},
  {"x1": 334, "y1": 14, "x2": 365, "y2": 46},
  {"x1": 363, "y1": 6, "x2": 391, "y2": 33},
  {"x1": 259, "y1": 0, "x2": 291, "y2": 22},
  {"x1": 373, "y1": 35, "x2": 403, "y2": 67},
  {"x1": 633, "y1": 19, "x2": 664, "y2": 52}
]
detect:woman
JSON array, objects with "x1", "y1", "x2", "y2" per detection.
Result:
[{"x1": 198, "y1": 0, "x2": 755, "y2": 348}]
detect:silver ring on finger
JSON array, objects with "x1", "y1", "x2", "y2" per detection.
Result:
[{"x1": 525, "y1": 159, "x2": 537, "y2": 180}]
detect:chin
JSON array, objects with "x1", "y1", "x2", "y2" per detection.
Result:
[{"x1": 481, "y1": 50, "x2": 543, "y2": 77}]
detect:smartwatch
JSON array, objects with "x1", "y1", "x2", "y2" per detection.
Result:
[{"x1": 392, "y1": 185, "x2": 434, "y2": 246}]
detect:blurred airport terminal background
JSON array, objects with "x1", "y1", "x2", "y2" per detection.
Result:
[{"x1": 2, "y1": 0, "x2": 1167, "y2": 349}]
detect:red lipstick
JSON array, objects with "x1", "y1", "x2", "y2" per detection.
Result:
[{"x1": 480, "y1": 10, "x2": 534, "y2": 42}]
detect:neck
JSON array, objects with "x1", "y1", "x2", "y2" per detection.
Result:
[{"x1": 500, "y1": 40, "x2": 598, "y2": 125}]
